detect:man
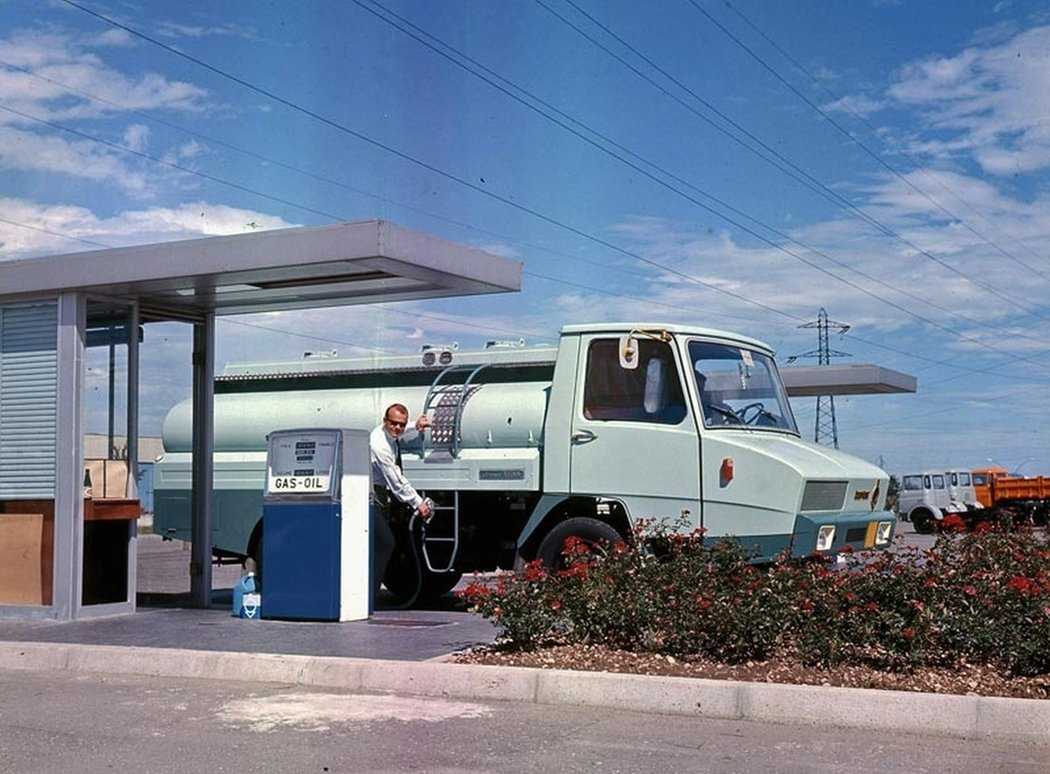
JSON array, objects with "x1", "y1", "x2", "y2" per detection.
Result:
[
  {"x1": 695, "y1": 368, "x2": 736, "y2": 425},
  {"x1": 369, "y1": 403, "x2": 433, "y2": 594}
]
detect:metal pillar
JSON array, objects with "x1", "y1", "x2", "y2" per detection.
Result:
[
  {"x1": 189, "y1": 314, "x2": 215, "y2": 608},
  {"x1": 125, "y1": 303, "x2": 140, "y2": 602},
  {"x1": 54, "y1": 292, "x2": 86, "y2": 621}
]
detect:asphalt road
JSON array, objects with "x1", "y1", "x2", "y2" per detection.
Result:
[{"x1": 1, "y1": 669, "x2": 1047, "y2": 774}]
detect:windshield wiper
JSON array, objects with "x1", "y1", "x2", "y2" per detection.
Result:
[{"x1": 709, "y1": 405, "x2": 744, "y2": 424}]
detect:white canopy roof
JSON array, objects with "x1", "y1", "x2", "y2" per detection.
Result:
[{"x1": 0, "y1": 219, "x2": 521, "y2": 321}]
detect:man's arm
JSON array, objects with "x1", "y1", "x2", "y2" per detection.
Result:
[{"x1": 371, "y1": 438, "x2": 423, "y2": 510}]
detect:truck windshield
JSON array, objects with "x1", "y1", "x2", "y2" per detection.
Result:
[{"x1": 689, "y1": 340, "x2": 798, "y2": 433}]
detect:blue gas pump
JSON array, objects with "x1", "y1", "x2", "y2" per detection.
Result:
[{"x1": 260, "y1": 428, "x2": 371, "y2": 621}]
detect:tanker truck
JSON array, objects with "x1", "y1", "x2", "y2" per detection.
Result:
[{"x1": 153, "y1": 322, "x2": 894, "y2": 600}]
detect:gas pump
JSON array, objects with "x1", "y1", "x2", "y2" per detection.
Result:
[{"x1": 260, "y1": 428, "x2": 371, "y2": 621}]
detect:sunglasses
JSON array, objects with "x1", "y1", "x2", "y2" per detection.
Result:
[{"x1": 385, "y1": 418, "x2": 407, "y2": 428}]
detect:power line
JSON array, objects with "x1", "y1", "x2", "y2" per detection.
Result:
[
  {"x1": 26, "y1": 2, "x2": 1050, "y2": 389},
  {"x1": 55, "y1": 0, "x2": 808, "y2": 324},
  {"x1": 0, "y1": 214, "x2": 112, "y2": 251},
  {"x1": 686, "y1": 0, "x2": 1050, "y2": 311},
  {"x1": 345, "y1": 1, "x2": 1050, "y2": 368},
  {"x1": 719, "y1": 0, "x2": 1050, "y2": 282},
  {"x1": 546, "y1": 0, "x2": 1049, "y2": 320}
]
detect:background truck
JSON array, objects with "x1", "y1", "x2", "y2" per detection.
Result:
[
  {"x1": 971, "y1": 467, "x2": 1050, "y2": 527},
  {"x1": 154, "y1": 322, "x2": 894, "y2": 600},
  {"x1": 897, "y1": 469, "x2": 983, "y2": 533}
]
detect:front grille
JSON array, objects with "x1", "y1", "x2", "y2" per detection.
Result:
[
  {"x1": 845, "y1": 527, "x2": 868, "y2": 543},
  {"x1": 801, "y1": 481, "x2": 847, "y2": 511}
]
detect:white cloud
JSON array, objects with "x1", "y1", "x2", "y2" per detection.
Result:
[
  {"x1": 823, "y1": 93, "x2": 884, "y2": 118},
  {"x1": 0, "y1": 31, "x2": 209, "y2": 119},
  {"x1": 0, "y1": 27, "x2": 215, "y2": 195},
  {"x1": 124, "y1": 123, "x2": 149, "y2": 152},
  {"x1": 0, "y1": 197, "x2": 299, "y2": 259},
  {"x1": 0, "y1": 124, "x2": 150, "y2": 192},
  {"x1": 153, "y1": 21, "x2": 259, "y2": 42},
  {"x1": 176, "y1": 139, "x2": 203, "y2": 159},
  {"x1": 884, "y1": 25, "x2": 1050, "y2": 175},
  {"x1": 601, "y1": 171, "x2": 1050, "y2": 352}
]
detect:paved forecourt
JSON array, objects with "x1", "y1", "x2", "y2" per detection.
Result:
[{"x1": 0, "y1": 527, "x2": 1046, "y2": 743}]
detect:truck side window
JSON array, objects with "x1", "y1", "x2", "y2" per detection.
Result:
[{"x1": 583, "y1": 338, "x2": 686, "y2": 424}]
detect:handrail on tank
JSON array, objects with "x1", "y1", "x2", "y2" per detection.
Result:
[{"x1": 421, "y1": 362, "x2": 494, "y2": 458}]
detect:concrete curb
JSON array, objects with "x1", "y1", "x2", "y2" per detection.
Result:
[{"x1": 1, "y1": 641, "x2": 1047, "y2": 742}]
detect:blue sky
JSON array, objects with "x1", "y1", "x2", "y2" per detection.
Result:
[{"x1": 3, "y1": 0, "x2": 1050, "y2": 479}]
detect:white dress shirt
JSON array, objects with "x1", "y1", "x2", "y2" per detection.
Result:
[{"x1": 369, "y1": 423, "x2": 423, "y2": 510}]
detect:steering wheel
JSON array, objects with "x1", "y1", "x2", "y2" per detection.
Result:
[{"x1": 737, "y1": 402, "x2": 766, "y2": 425}]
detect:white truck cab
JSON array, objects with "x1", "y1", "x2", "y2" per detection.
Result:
[{"x1": 898, "y1": 470, "x2": 968, "y2": 533}]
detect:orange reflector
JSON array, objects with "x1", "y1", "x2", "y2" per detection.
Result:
[{"x1": 720, "y1": 457, "x2": 734, "y2": 485}]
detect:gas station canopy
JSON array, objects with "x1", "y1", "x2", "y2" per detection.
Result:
[
  {"x1": 781, "y1": 364, "x2": 917, "y2": 397},
  {"x1": 0, "y1": 219, "x2": 522, "y2": 319},
  {"x1": 0, "y1": 219, "x2": 521, "y2": 622}
]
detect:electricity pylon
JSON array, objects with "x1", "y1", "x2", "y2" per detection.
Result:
[{"x1": 788, "y1": 308, "x2": 851, "y2": 448}]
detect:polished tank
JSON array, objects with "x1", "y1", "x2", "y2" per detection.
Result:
[{"x1": 161, "y1": 343, "x2": 557, "y2": 456}]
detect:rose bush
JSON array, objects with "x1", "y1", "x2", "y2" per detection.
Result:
[{"x1": 458, "y1": 520, "x2": 1050, "y2": 677}]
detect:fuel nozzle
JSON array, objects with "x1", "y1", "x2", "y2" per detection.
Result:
[{"x1": 416, "y1": 496, "x2": 436, "y2": 521}]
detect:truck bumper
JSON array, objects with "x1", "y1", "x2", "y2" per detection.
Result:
[{"x1": 791, "y1": 510, "x2": 896, "y2": 558}]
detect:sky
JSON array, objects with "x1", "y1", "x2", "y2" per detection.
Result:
[{"x1": 2, "y1": 0, "x2": 1050, "y2": 479}]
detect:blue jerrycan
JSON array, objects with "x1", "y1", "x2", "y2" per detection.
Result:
[{"x1": 232, "y1": 572, "x2": 261, "y2": 619}]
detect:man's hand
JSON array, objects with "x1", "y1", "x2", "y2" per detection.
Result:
[
  {"x1": 414, "y1": 414, "x2": 431, "y2": 433},
  {"x1": 416, "y1": 499, "x2": 433, "y2": 520}
]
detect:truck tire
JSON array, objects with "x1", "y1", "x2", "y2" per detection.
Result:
[
  {"x1": 910, "y1": 509, "x2": 936, "y2": 535},
  {"x1": 536, "y1": 517, "x2": 622, "y2": 569}
]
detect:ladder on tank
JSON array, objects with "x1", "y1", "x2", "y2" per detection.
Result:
[
  {"x1": 418, "y1": 491, "x2": 458, "y2": 573},
  {"x1": 420, "y1": 361, "x2": 493, "y2": 459},
  {"x1": 416, "y1": 362, "x2": 493, "y2": 574}
]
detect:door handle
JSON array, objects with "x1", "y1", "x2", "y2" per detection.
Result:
[{"x1": 571, "y1": 429, "x2": 597, "y2": 444}]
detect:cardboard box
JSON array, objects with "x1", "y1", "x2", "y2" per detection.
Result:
[{"x1": 0, "y1": 512, "x2": 49, "y2": 605}]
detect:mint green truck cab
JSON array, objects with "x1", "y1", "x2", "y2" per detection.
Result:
[
  {"x1": 521, "y1": 323, "x2": 892, "y2": 563},
  {"x1": 153, "y1": 322, "x2": 894, "y2": 600}
]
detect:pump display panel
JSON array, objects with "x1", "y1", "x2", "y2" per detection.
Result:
[{"x1": 265, "y1": 429, "x2": 340, "y2": 498}]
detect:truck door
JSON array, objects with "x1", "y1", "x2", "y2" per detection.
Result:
[{"x1": 569, "y1": 335, "x2": 701, "y2": 524}]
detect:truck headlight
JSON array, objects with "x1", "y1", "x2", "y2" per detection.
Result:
[
  {"x1": 875, "y1": 521, "x2": 893, "y2": 546},
  {"x1": 816, "y1": 525, "x2": 836, "y2": 551}
]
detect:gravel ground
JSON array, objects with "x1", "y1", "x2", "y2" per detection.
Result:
[{"x1": 456, "y1": 642, "x2": 1050, "y2": 700}]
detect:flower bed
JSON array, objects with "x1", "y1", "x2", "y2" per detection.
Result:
[{"x1": 458, "y1": 521, "x2": 1050, "y2": 690}]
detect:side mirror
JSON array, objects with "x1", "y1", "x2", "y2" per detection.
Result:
[{"x1": 619, "y1": 335, "x2": 638, "y2": 370}]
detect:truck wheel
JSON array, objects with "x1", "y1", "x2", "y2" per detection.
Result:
[
  {"x1": 910, "y1": 509, "x2": 935, "y2": 535},
  {"x1": 536, "y1": 517, "x2": 621, "y2": 569}
]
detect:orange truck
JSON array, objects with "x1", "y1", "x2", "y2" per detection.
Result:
[{"x1": 971, "y1": 467, "x2": 1050, "y2": 527}]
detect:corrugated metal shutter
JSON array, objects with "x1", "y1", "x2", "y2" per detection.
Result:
[{"x1": 0, "y1": 302, "x2": 58, "y2": 498}]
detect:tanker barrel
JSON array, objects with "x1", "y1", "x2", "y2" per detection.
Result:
[{"x1": 161, "y1": 382, "x2": 549, "y2": 454}]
